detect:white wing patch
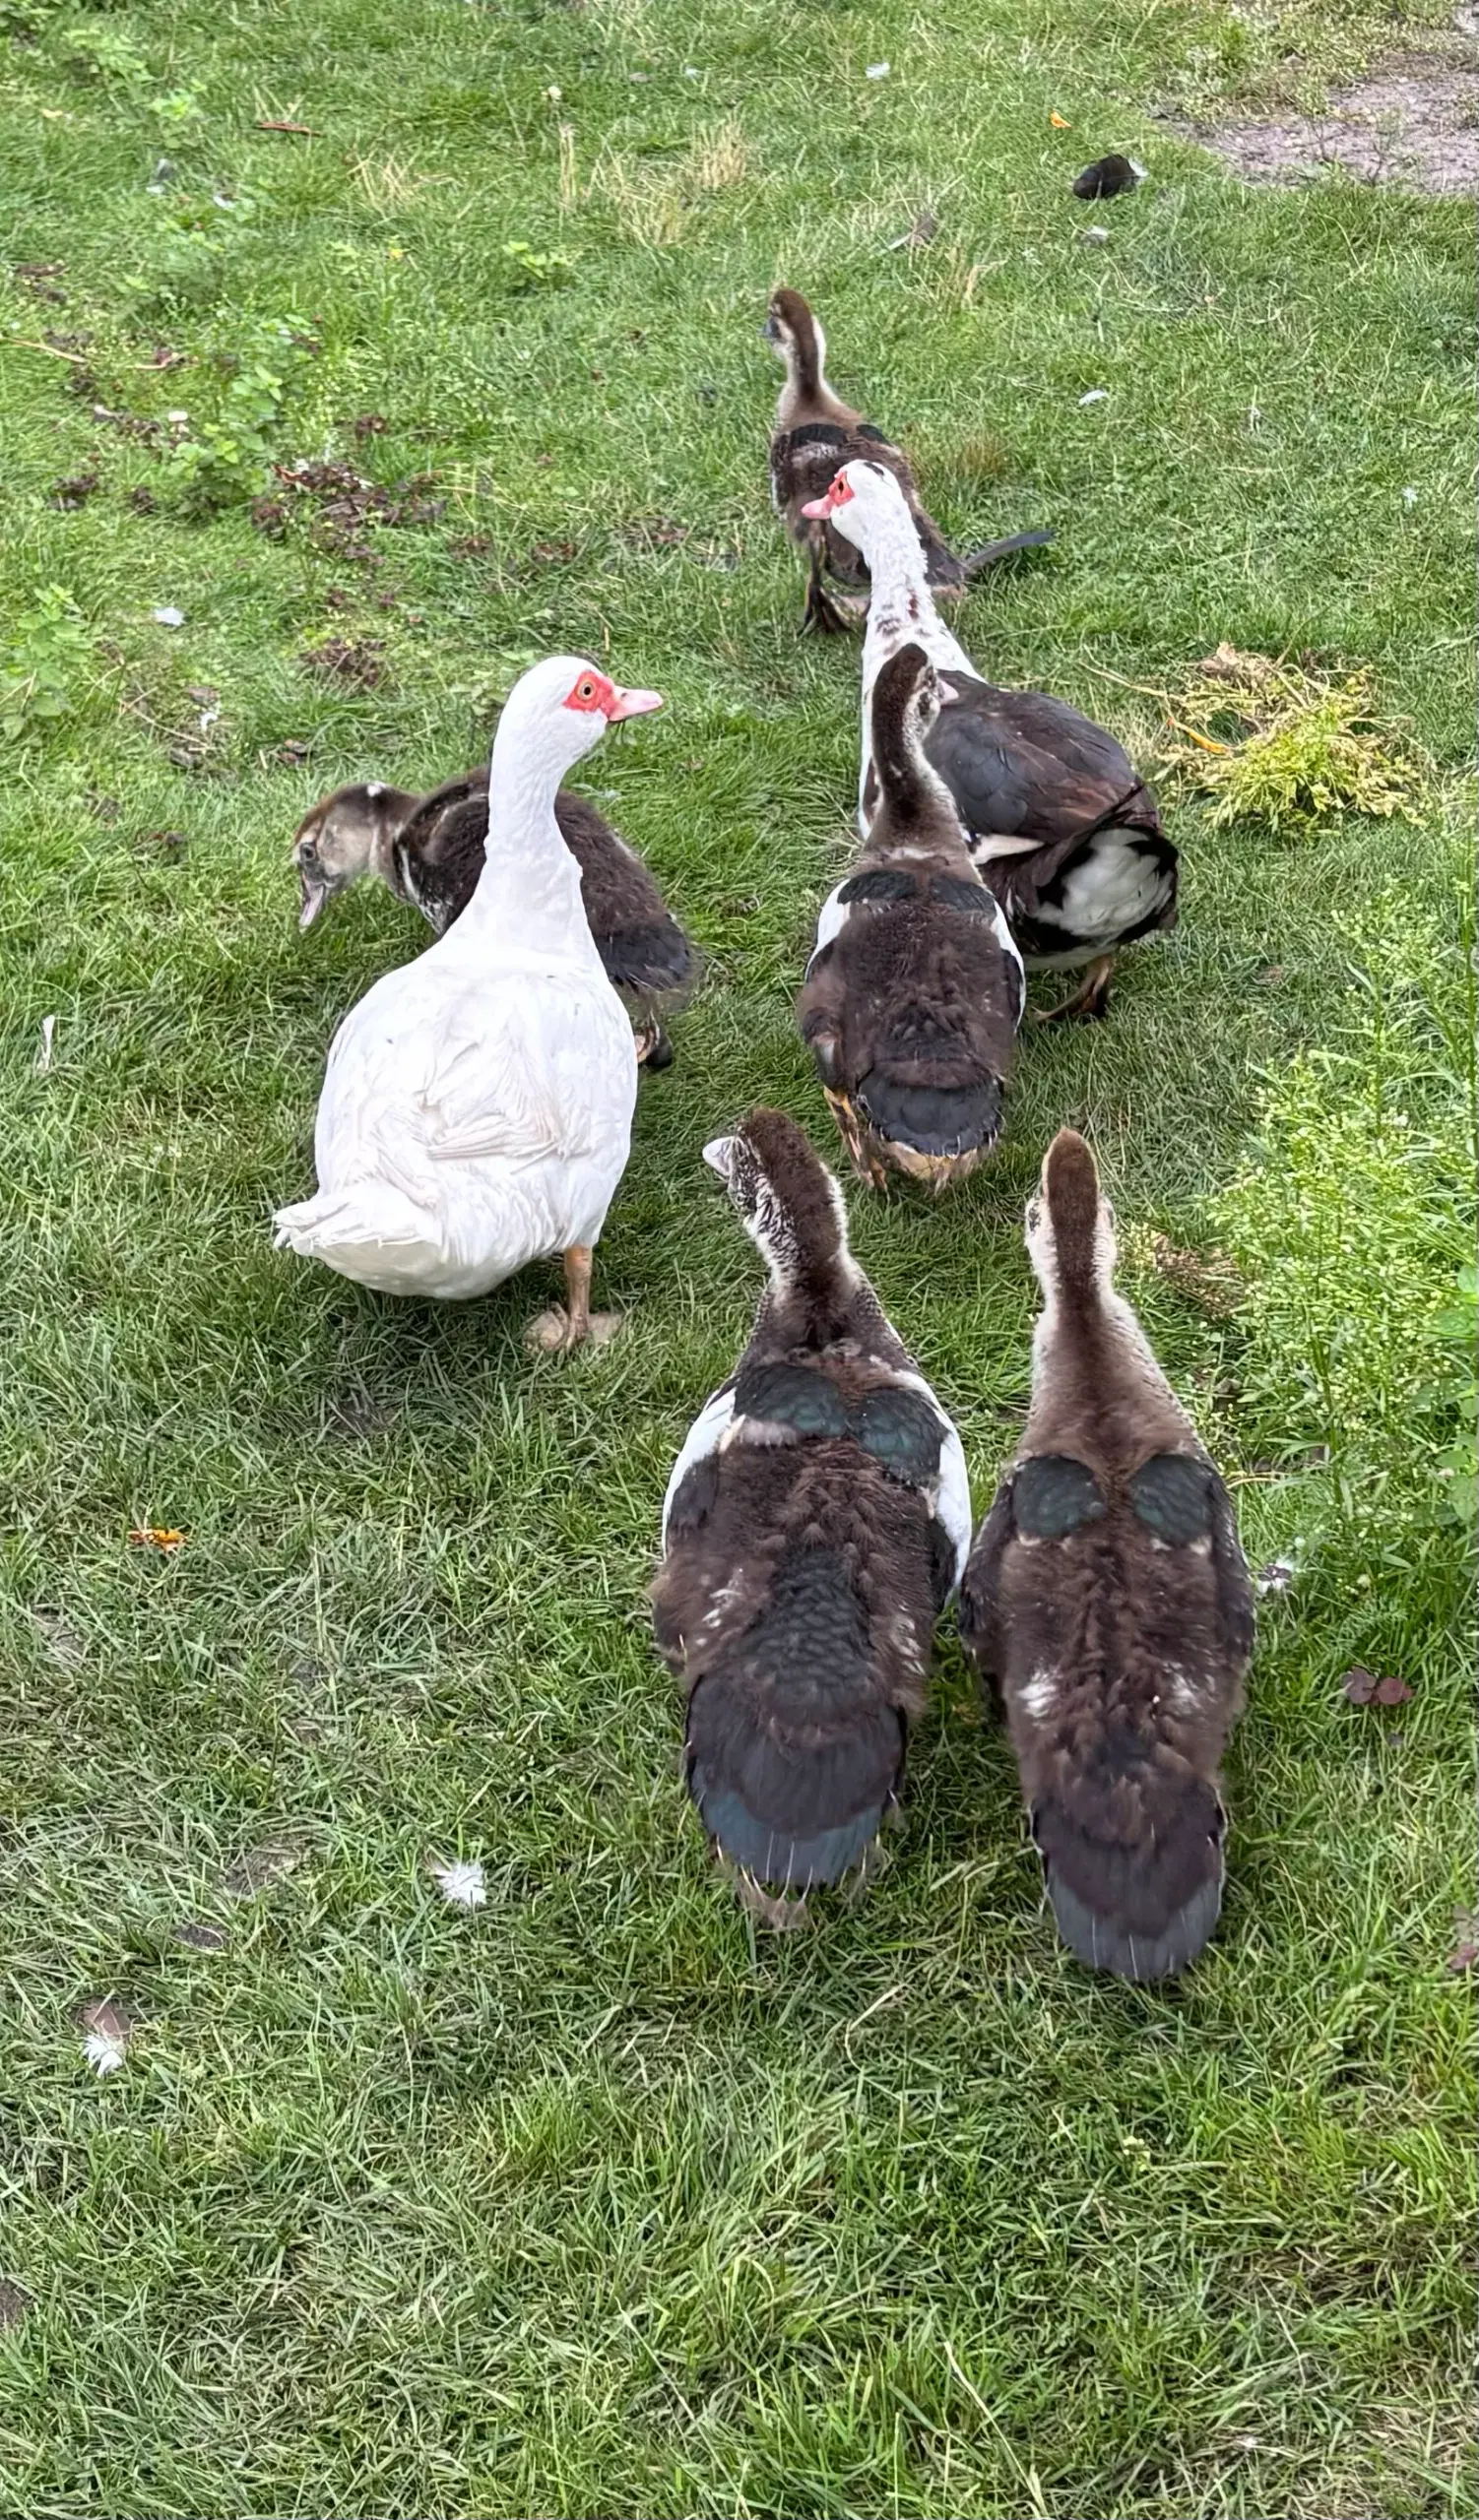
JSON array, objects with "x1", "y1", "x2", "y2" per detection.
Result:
[
  {"x1": 890, "y1": 1366, "x2": 972, "y2": 1596},
  {"x1": 933, "y1": 1413, "x2": 973, "y2": 1597},
  {"x1": 1038, "y1": 834, "x2": 1169, "y2": 948},
  {"x1": 806, "y1": 880, "x2": 851, "y2": 974},
  {"x1": 661, "y1": 1384, "x2": 736, "y2": 1551}
]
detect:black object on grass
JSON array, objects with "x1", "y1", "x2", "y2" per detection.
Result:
[{"x1": 1072, "y1": 154, "x2": 1142, "y2": 200}]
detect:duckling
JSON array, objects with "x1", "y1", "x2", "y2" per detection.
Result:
[
  {"x1": 273, "y1": 657, "x2": 662, "y2": 1347},
  {"x1": 291, "y1": 772, "x2": 695, "y2": 1071},
  {"x1": 802, "y1": 461, "x2": 1178, "y2": 1021},
  {"x1": 765, "y1": 286, "x2": 1051, "y2": 635},
  {"x1": 798, "y1": 643, "x2": 1024, "y2": 1192},
  {"x1": 654, "y1": 1107, "x2": 971, "y2": 1923},
  {"x1": 959, "y1": 1130, "x2": 1254, "y2": 1979}
]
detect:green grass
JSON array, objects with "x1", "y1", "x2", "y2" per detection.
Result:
[{"x1": 0, "y1": 4, "x2": 1473, "y2": 2513}]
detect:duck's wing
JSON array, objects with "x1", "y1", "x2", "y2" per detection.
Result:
[
  {"x1": 553, "y1": 797, "x2": 698, "y2": 1009},
  {"x1": 959, "y1": 1470, "x2": 1017, "y2": 1679},
  {"x1": 414, "y1": 985, "x2": 631, "y2": 1166},
  {"x1": 394, "y1": 785, "x2": 488, "y2": 930},
  {"x1": 661, "y1": 1380, "x2": 738, "y2": 1555},
  {"x1": 929, "y1": 674, "x2": 1160, "y2": 857}
]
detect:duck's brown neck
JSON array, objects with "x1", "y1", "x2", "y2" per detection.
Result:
[
  {"x1": 366, "y1": 788, "x2": 420, "y2": 899},
  {"x1": 777, "y1": 315, "x2": 853, "y2": 429},
  {"x1": 868, "y1": 680, "x2": 934, "y2": 828},
  {"x1": 759, "y1": 1261, "x2": 861, "y2": 1353}
]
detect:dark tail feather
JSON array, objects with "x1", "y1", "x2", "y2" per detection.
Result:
[
  {"x1": 688, "y1": 1762, "x2": 887, "y2": 1890},
  {"x1": 597, "y1": 916, "x2": 699, "y2": 1009},
  {"x1": 685, "y1": 1549, "x2": 904, "y2": 1890},
  {"x1": 960, "y1": 528, "x2": 1055, "y2": 579},
  {"x1": 857, "y1": 1068, "x2": 1003, "y2": 1159},
  {"x1": 1032, "y1": 1772, "x2": 1227, "y2": 1981}
]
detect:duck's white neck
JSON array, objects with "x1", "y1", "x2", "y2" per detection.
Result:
[
  {"x1": 858, "y1": 510, "x2": 974, "y2": 701},
  {"x1": 452, "y1": 709, "x2": 596, "y2": 964}
]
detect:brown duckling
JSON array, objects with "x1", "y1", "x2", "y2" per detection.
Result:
[
  {"x1": 960, "y1": 1130, "x2": 1254, "y2": 1980},
  {"x1": 798, "y1": 642, "x2": 1024, "y2": 1191},
  {"x1": 803, "y1": 460, "x2": 1177, "y2": 1021},
  {"x1": 291, "y1": 772, "x2": 696, "y2": 1070},
  {"x1": 765, "y1": 286, "x2": 1051, "y2": 635},
  {"x1": 654, "y1": 1106, "x2": 971, "y2": 1923}
]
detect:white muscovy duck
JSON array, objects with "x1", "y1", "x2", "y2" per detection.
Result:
[
  {"x1": 272, "y1": 655, "x2": 662, "y2": 1351},
  {"x1": 800, "y1": 461, "x2": 1178, "y2": 1021}
]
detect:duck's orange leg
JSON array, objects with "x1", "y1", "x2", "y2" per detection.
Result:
[
  {"x1": 526, "y1": 1245, "x2": 623, "y2": 1354},
  {"x1": 1033, "y1": 953, "x2": 1115, "y2": 1024}
]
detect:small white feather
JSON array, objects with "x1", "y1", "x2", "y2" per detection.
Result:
[{"x1": 431, "y1": 1857, "x2": 486, "y2": 1909}]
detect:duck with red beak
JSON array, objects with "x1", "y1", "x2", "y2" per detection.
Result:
[{"x1": 274, "y1": 657, "x2": 665, "y2": 1349}]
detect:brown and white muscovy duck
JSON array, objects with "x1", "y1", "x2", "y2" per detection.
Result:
[
  {"x1": 801, "y1": 460, "x2": 1178, "y2": 1021},
  {"x1": 798, "y1": 642, "x2": 1024, "y2": 1192},
  {"x1": 653, "y1": 1106, "x2": 971, "y2": 1923},
  {"x1": 274, "y1": 657, "x2": 663, "y2": 1350},
  {"x1": 291, "y1": 771, "x2": 696, "y2": 1071},
  {"x1": 960, "y1": 1130, "x2": 1254, "y2": 1979},
  {"x1": 765, "y1": 286, "x2": 1051, "y2": 635}
]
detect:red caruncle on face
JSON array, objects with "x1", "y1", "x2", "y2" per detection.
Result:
[{"x1": 562, "y1": 667, "x2": 614, "y2": 715}]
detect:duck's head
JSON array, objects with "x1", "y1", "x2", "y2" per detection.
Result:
[
  {"x1": 703, "y1": 1106, "x2": 853, "y2": 1294},
  {"x1": 870, "y1": 639, "x2": 945, "y2": 767},
  {"x1": 763, "y1": 286, "x2": 824, "y2": 373},
  {"x1": 292, "y1": 782, "x2": 412, "y2": 930},
  {"x1": 494, "y1": 654, "x2": 663, "y2": 781},
  {"x1": 1025, "y1": 1128, "x2": 1117, "y2": 1301},
  {"x1": 801, "y1": 458, "x2": 908, "y2": 558}
]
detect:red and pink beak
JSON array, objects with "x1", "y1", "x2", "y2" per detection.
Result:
[
  {"x1": 606, "y1": 684, "x2": 664, "y2": 721},
  {"x1": 801, "y1": 469, "x2": 855, "y2": 522}
]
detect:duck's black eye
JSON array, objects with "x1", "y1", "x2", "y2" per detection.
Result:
[
  {"x1": 299, "y1": 840, "x2": 317, "y2": 864},
  {"x1": 578, "y1": 677, "x2": 595, "y2": 700}
]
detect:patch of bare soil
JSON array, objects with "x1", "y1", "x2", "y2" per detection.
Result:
[{"x1": 1186, "y1": 47, "x2": 1479, "y2": 196}]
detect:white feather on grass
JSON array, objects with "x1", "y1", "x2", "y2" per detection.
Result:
[
  {"x1": 430, "y1": 1856, "x2": 486, "y2": 1910},
  {"x1": 79, "y1": 1997, "x2": 131, "y2": 2075}
]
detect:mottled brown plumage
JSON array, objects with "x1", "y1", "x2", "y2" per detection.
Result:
[
  {"x1": 764, "y1": 287, "x2": 1049, "y2": 633},
  {"x1": 291, "y1": 771, "x2": 696, "y2": 1065},
  {"x1": 960, "y1": 1130, "x2": 1254, "y2": 1980},
  {"x1": 654, "y1": 1108, "x2": 971, "y2": 1921},
  {"x1": 798, "y1": 645, "x2": 1024, "y2": 1190}
]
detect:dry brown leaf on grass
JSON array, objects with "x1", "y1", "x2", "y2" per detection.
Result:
[{"x1": 1341, "y1": 1668, "x2": 1414, "y2": 1707}]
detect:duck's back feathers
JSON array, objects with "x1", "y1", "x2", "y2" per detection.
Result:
[
  {"x1": 962, "y1": 1449, "x2": 1250, "y2": 1979},
  {"x1": 656, "y1": 1108, "x2": 968, "y2": 1906},
  {"x1": 801, "y1": 646, "x2": 1023, "y2": 1184},
  {"x1": 960, "y1": 1130, "x2": 1254, "y2": 1978},
  {"x1": 655, "y1": 1432, "x2": 938, "y2": 1895}
]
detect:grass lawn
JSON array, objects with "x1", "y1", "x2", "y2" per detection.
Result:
[{"x1": 0, "y1": 3, "x2": 1473, "y2": 2513}]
